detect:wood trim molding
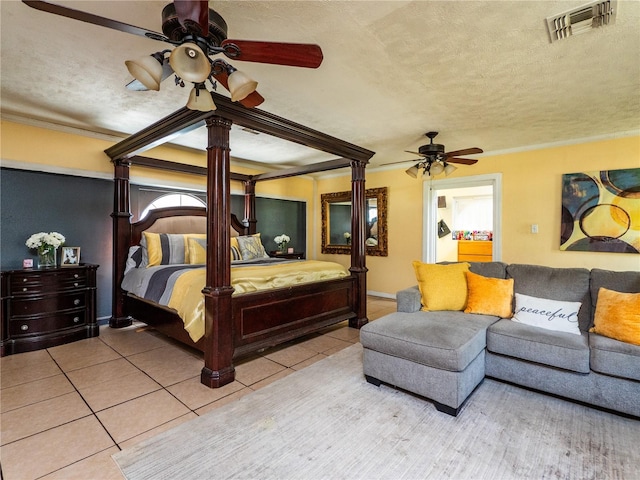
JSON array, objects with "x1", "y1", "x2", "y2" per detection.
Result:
[{"x1": 105, "y1": 93, "x2": 375, "y2": 163}]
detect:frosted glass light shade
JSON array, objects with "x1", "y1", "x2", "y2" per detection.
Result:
[
  {"x1": 170, "y1": 43, "x2": 210, "y2": 83},
  {"x1": 430, "y1": 162, "x2": 445, "y2": 176},
  {"x1": 444, "y1": 163, "x2": 457, "y2": 176},
  {"x1": 125, "y1": 55, "x2": 164, "y2": 91},
  {"x1": 186, "y1": 87, "x2": 216, "y2": 111},
  {"x1": 405, "y1": 165, "x2": 420, "y2": 178},
  {"x1": 228, "y1": 70, "x2": 258, "y2": 102}
]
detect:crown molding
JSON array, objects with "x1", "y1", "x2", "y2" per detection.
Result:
[{"x1": 366, "y1": 129, "x2": 640, "y2": 175}]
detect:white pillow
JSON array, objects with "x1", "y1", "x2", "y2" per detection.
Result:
[{"x1": 511, "y1": 293, "x2": 582, "y2": 335}]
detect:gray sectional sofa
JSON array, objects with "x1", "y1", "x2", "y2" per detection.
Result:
[{"x1": 360, "y1": 262, "x2": 640, "y2": 417}]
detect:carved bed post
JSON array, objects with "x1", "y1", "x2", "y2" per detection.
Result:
[
  {"x1": 110, "y1": 159, "x2": 133, "y2": 328},
  {"x1": 201, "y1": 116, "x2": 236, "y2": 388},
  {"x1": 243, "y1": 179, "x2": 257, "y2": 234},
  {"x1": 349, "y1": 159, "x2": 369, "y2": 328}
]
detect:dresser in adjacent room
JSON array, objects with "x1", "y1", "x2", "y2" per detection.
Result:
[
  {"x1": 0, "y1": 264, "x2": 99, "y2": 356},
  {"x1": 457, "y1": 241, "x2": 493, "y2": 262}
]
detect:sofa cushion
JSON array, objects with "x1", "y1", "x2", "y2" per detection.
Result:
[
  {"x1": 469, "y1": 261, "x2": 508, "y2": 279},
  {"x1": 506, "y1": 264, "x2": 591, "y2": 331},
  {"x1": 464, "y1": 271, "x2": 514, "y2": 318},
  {"x1": 589, "y1": 333, "x2": 640, "y2": 382},
  {"x1": 590, "y1": 269, "x2": 640, "y2": 328},
  {"x1": 511, "y1": 293, "x2": 582, "y2": 335},
  {"x1": 412, "y1": 261, "x2": 470, "y2": 311},
  {"x1": 590, "y1": 288, "x2": 640, "y2": 346},
  {"x1": 487, "y1": 319, "x2": 590, "y2": 373},
  {"x1": 360, "y1": 311, "x2": 498, "y2": 372}
]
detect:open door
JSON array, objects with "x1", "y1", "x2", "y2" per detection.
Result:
[{"x1": 423, "y1": 174, "x2": 502, "y2": 263}]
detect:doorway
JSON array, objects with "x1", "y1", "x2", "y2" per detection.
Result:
[{"x1": 422, "y1": 174, "x2": 502, "y2": 263}]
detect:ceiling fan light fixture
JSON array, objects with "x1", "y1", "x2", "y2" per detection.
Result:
[
  {"x1": 186, "y1": 85, "x2": 217, "y2": 112},
  {"x1": 169, "y1": 43, "x2": 211, "y2": 83},
  {"x1": 227, "y1": 68, "x2": 258, "y2": 102},
  {"x1": 125, "y1": 54, "x2": 165, "y2": 91},
  {"x1": 444, "y1": 163, "x2": 457, "y2": 176},
  {"x1": 405, "y1": 165, "x2": 420, "y2": 179},
  {"x1": 430, "y1": 161, "x2": 445, "y2": 176}
]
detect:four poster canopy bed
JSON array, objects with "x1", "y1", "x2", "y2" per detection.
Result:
[{"x1": 106, "y1": 92, "x2": 375, "y2": 388}]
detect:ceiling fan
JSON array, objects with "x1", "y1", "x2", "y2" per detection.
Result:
[
  {"x1": 383, "y1": 132, "x2": 483, "y2": 178},
  {"x1": 22, "y1": 1, "x2": 324, "y2": 111}
]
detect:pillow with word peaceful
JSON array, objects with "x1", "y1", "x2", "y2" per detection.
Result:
[{"x1": 511, "y1": 293, "x2": 581, "y2": 335}]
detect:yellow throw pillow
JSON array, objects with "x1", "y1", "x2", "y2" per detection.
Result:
[
  {"x1": 188, "y1": 237, "x2": 244, "y2": 264},
  {"x1": 412, "y1": 261, "x2": 470, "y2": 311},
  {"x1": 464, "y1": 271, "x2": 514, "y2": 318},
  {"x1": 590, "y1": 287, "x2": 640, "y2": 346},
  {"x1": 187, "y1": 237, "x2": 207, "y2": 265},
  {"x1": 184, "y1": 234, "x2": 206, "y2": 263}
]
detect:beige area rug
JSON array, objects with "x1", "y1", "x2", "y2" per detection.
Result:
[{"x1": 113, "y1": 344, "x2": 639, "y2": 480}]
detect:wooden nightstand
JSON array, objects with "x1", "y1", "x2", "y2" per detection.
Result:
[
  {"x1": 0, "y1": 264, "x2": 99, "y2": 356},
  {"x1": 269, "y1": 251, "x2": 305, "y2": 260}
]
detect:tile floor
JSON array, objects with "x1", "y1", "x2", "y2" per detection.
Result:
[{"x1": 0, "y1": 296, "x2": 396, "y2": 480}]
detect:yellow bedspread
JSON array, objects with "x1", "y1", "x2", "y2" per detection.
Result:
[{"x1": 167, "y1": 260, "x2": 349, "y2": 341}]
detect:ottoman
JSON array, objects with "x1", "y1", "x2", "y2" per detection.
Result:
[{"x1": 360, "y1": 311, "x2": 498, "y2": 416}]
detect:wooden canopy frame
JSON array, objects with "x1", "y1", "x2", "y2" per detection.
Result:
[{"x1": 106, "y1": 92, "x2": 375, "y2": 388}]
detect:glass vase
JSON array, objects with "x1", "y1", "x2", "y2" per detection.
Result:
[{"x1": 38, "y1": 247, "x2": 57, "y2": 268}]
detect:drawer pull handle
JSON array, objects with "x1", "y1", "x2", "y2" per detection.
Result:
[
  {"x1": 23, "y1": 287, "x2": 28, "y2": 292},
  {"x1": 22, "y1": 278, "x2": 27, "y2": 282},
  {"x1": 74, "y1": 274, "x2": 79, "y2": 278},
  {"x1": 73, "y1": 316, "x2": 80, "y2": 323},
  {"x1": 74, "y1": 299, "x2": 81, "y2": 306},
  {"x1": 74, "y1": 282, "x2": 79, "y2": 287},
  {"x1": 21, "y1": 324, "x2": 28, "y2": 331}
]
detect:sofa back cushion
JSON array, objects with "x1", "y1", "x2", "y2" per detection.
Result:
[
  {"x1": 506, "y1": 264, "x2": 592, "y2": 331},
  {"x1": 589, "y1": 269, "x2": 640, "y2": 326},
  {"x1": 469, "y1": 261, "x2": 508, "y2": 279}
]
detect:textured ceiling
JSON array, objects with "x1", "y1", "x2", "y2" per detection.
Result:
[{"x1": 1, "y1": 1, "x2": 639, "y2": 170}]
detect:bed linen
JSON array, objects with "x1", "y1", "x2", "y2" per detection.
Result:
[{"x1": 121, "y1": 259, "x2": 350, "y2": 341}]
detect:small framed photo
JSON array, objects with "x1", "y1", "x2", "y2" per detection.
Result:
[{"x1": 61, "y1": 247, "x2": 81, "y2": 266}]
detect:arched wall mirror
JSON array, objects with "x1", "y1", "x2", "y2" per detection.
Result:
[{"x1": 321, "y1": 187, "x2": 388, "y2": 256}]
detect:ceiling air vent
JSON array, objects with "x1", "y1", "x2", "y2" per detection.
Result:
[{"x1": 546, "y1": 0, "x2": 617, "y2": 43}]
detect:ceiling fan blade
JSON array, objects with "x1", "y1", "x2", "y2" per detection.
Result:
[
  {"x1": 22, "y1": 1, "x2": 171, "y2": 43},
  {"x1": 447, "y1": 157, "x2": 479, "y2": 165},
  {"x1": 403, "y1": 150, "x2": 422, "y2": 156},
  {"x1": 445, "y1": 147, "x2": 483, "y2": 157},
  {"x1": 212, "y1": 70, "x2": 265, "y2": 108},
  {"x1": 221, "y1": 40, "x2": 323, "y2": 68},
  {"x1": 174, "y1": 0, "x2": 209, "y2": 36}
]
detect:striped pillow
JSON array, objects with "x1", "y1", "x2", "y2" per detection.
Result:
[
  {"x1": 230, "y1": 236, "x2": 242, "y2": 261},
  {"x1": 141, "y1": 232, "x2": 206, "y2": 267}
]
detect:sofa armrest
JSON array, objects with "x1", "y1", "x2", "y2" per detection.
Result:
[{"x1": 396, "y1": 286, "x2": 422, "y2": 312}]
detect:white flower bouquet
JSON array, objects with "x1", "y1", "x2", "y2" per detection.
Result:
[
  {"x1": 274, "y1": 234, "x2": 290, "y2": 252},
  {"x1": 26, "y1": 231, "x2": 66, "y2": 253},
  {"x1": 344, "y1": 232, "x2": 351, "y2": 244}
]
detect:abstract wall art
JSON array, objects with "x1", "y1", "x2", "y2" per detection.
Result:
[{"x1": 561, "y1": 167, "x2": 640, "y2": 254}]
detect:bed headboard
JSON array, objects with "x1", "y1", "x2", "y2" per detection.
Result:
[{"x1": 129, "y1": 206, "x2": 248, "y2": 246}]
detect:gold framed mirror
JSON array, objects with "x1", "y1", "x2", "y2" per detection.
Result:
[{"x1": 321, "y1": 187, "x2": 388, "y2": 256}]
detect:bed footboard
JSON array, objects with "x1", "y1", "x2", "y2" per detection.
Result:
[{"x1": 231, "y1": 277, "x2": 357, "y2": 357}]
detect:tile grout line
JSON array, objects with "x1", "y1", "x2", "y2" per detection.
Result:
[{"x1": 45, "y1": 344, "x2": 122, "y2": 451}]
